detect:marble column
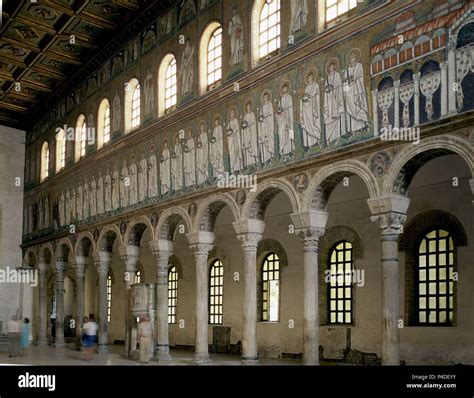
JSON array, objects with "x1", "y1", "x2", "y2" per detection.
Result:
[
  {"x1": 413, "y1": 72, "x2": 420, "y2": 126},
  {"x1": 447, "y1": 40, "x2": 457, "y2": 115},
  {"x1": 440, "y1": 62, "x2": 448, "y2": 117},
  {"x1": 372, "y1": 89, "x2": 379, "y2": 136},
  {"x1": 37, "y1": 262, "x2": 48, "y2": 346},
  {"x1": 74, "y1": 255, "x2": 87, "y2": 349},
  {"x1": 187, "y1": 231, "x2": 215, "y2": 364},
  {"x1": 94, "y1": 251, "x2": 111, "y2": 353},
  {"x1": 368, "y1": 195, "x2": 410, "y2": 365},
  {"x1": 119, "y1": 245, "x2": 139, "y2": 357},
  {"x1": 54, "y1": 260, "x2": 65, "y2": 347},
  {"x1": 150, "y1": 239, "x2": 173, "y2": 362},
  {"x1": 394, "y1": 80, "x2": 400, "y2": 131},
  {"x1": 291, "y1": 210, "x2": 328, "y2": 365},
  {"x1": 233, "y1": 219, "x2": 265, "y2": 364}
]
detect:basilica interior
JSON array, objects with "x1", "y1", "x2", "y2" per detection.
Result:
[{"x1": 0, "y1": 0, "x2": 473, "y2": 366}]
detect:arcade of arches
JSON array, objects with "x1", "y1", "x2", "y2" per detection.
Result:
[{"x1": 1, "y1": 0, "x2": 473, "y2": 366}]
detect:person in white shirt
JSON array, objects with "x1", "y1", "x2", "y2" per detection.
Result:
[
  {"x1": 7, "y1": 316, "x2": 20, "y2": 357},
  {"x1": 137, "y1": 316, "x2": 153, "y2": 364},
  {"x1": 81, "y1": 315, "x2": 99, "y2": 361}
]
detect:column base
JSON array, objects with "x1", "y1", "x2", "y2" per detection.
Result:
[
  {"x1": 241, "y1": 357, "x2": 259, "y2": 365},
  {"x1": 151, "y1": 351, "x2": 172, "y2": 363},
  {"x1": 36, "y1": 339, "x2": 49, "y2": 346},
  {"x1": 189, "y1": 354, "x2": 212, "y2": 365},
  {"x1": 97, "y1": 344, "x2": 110, "y2": 354},
  {"x1": 52, "y1": 342, "x2": 65, "y2": 348},
  {"x1": 302, "y1": 359, "x2": 320, "y2": 366}
]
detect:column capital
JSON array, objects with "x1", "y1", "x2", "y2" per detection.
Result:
[
  {"x1": 290, "y1": 210, "x2": 328, "y2": 230},
  {"x1": 186, "y1": 231, "x2": 215, "y2": 246},
  {"x1": 291, "y1": 210, "x2": 328, "y2": 249},
  {"x1": 413, "y1": 72, "x2": 421, "y2": 81},
  {"x1": 370, "y1": 212, "x2": 407, "y2": 236},
  {"x1": 367, "y1": 195, "x2": 410, "y2": 216},
  {"x1": 55, "y1": 260, "x2": 65, "y2": 273},
  {"x1": 74, "y1": 255, "x2": 87, "y2": 278},
  {"x1": 118, "y1": 245, "x2": 140, "y2": 273},
  {"x1": 149, "y1": 239, "x2": 174, "y2": 257},
  {"x1": 93, "y1": 251, "x2": 111, "y2": 275},
  {"x1": 189, "y1": 243, "x2": 214, "y2": 257},
  {"x1": 187, "y1": 231, "x2": 215, "y2": 257},
  {"x1": 233, "y1": 219, "x2": 265, "y2": 250},
  {"x1": 367, "y1": 195, "x2": 409, "y2": 236},
  {"x1": 440, "y1": 61, "x2": 448, "y2": 71}
]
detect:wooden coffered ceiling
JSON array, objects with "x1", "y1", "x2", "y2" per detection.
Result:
[{"x1": 0, "y1": 0, "x2": 172, "y2": 130}]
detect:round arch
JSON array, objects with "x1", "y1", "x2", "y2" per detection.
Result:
[
  {"x1": 242, "y1": 178, "x2": 300, "y2": 220},
  {"x1": 383, "y1": 135, "x2": 474, "y2": 196},
  {"x1": 304, "y1": 159, "x2": 380, "y2": 211},
  {"x1": 124, "y1": 215, "x2": 155, "y2": 245},
  {"x1": 96, "y1": 224, "x2": 122, "y2": 252},
  {"x1": 24, "y1": 247, "x2": 38, "y2": 267},
  {"x1": 74, "y1": 231, "x2": 96, "y2": 256},
  {"x1": 155, "y1": 206, "x2": 192, "y2": 240},
  {"x1": 55, "y1": 238, "x2": 74, "y2": 261},
  {"x1": 39, "y1": 243, "x2": 54, "y2": 263},
  {"x1": 193, "y1": 193, "x2": 240, "y2": 232}
]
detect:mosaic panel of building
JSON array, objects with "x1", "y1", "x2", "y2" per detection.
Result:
[{"x1": 2, "y1": 0, "x2": 473, "y2": 369}]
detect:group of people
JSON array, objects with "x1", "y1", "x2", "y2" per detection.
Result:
[
  {"x1": 7, "y1": 315, "x2": 30, "y2": 357},
  {"x1": 6, "y1": 313, "x2": 154, "y2": 364}
]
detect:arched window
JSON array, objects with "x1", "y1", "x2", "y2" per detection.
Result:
[
  {"x1": 262, "y1": 253, "x2": 280, "y2": 321},
  {"x1": 168, "y1": 266, "x2": 178, "y2": 324},
  {"x1": 259, "y1": 0, "x2": 280, "y2": 60},
  {"x1": 55, "y1": 129, "x2": 66, "y2": 173},
  {"x1": 209, "y1": 259, "x2": 223, "y2": 325},
  {"x1": 207, "y1": 27, "x2": 222, "y2": 90},
  {"x1": 326, "y1": 0, "x2": 358, "y2": 24},
  {"x1": 131, "y1": 85, "x2": 140, "y2": 128},
  {"x1": 417, "y1": 229, "x2": 454, "y2": 325},
  {"x1": 40, "y1": 141, "x2": 49, "y2": 181},
  {"x1": 107, "y1": 274, "x2": 112, "y2": 323},
  {"x1": 328, "y1": 241, "x2": 353, "y2": 324},
  {"x1": 97, "y1": 98, "x2": 111, "y2": 149},
  {"x1": 124, "y1": 78, "x2": 140, "y2": 133},
  {"x1": 74, "y1": 114, "x2": 87, "y2": 162},
  {"x1": 134, "y1": 270, "x2": 141, "y2": 284},
  {"x1": 199, "y1": 22, "x2": 222, "y2": 94},
  {"x1": 158, "y1": 54, "x2": 177, "y2": 116}
]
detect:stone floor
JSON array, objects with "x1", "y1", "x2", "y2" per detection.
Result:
[{"x1": 0, "y1": 344, "x2": 302, "y2": 366}]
